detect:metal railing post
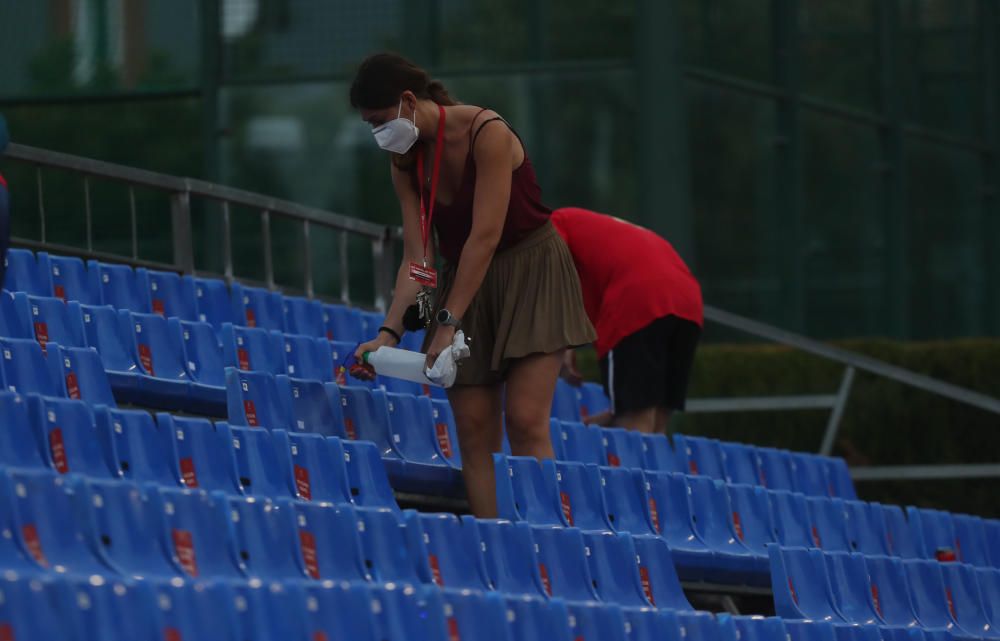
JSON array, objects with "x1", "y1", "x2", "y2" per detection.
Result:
[
  {"x1": 170, "y1": 190, "x2": 195, "y2": 273},
  {"x1": 372, "y1": 230, "x2": 395, "y2": 313},
  {"x1": 819, "y1": 366, "x2": 855, "y2": 456},
  {"x1": 261, "y1": 210, "x2": 274, "y2": 290}
]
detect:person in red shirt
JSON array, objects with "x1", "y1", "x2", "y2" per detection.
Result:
[{"x1": 551, "y1": 207, "x2": 703, "y2": 433}]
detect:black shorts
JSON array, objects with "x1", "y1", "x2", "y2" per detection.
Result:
[{"x1": 599, "y1": 315, "x2": 700, "y2": 414}]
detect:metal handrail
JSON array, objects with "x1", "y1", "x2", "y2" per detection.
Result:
[{"x1": 4, "y1": 143, "x2": 999, "y2": 482}]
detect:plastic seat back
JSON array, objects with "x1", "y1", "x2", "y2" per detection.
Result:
[
  {"x1": 976, "y1": 567, "x2": 1000, "y2": 626},
  {"x1": 727, "y1": 483, "x2": 777, "y2": 555},
  {"x1": 642, "y1": 432, "x2": 680, "y2": 472},
  {"x1": 5, "y1": 249, "x2": 52, "y2": 296},
  {"x1": 274, "y1": 430, "x2": 352, "y2": 503},
  {"x1": 94, "y1": 261, "x2": 149, "y2": 312},
  {"x1": 793, "y1": 453, "x2": 832, "y2": 496},
  {"x1": 938, "y1": 562, "x2": 996, "y2": 638},
  {"x1": 0, "y1": 575, "x2": 67, "y2": 640},
  {"x1": 283, "y1": 333, "x2": 334, "y2": 382},
  {"x1": 296, "y1": 582, "x2": 378, "y2": 641},
  {"x1": 406, "y1": 511, "x2": 492, "y2": 590},
  {"x1": 340, "y1": 385, "x2": 398, "y2": 456},
  {"x1": 281, "y1": 375, "x2": 345, "y2": 437},
  {"x1": 357, "y1": 508, "x2": 426, "y2": 584},
  {"x1": 192, "y1": 277, "x2": 236, "y2": 328},
  {"x1": 371, "y1": 583, "x2": 452, "y2": 641},
  {"x1": 909, "y1": 507, "x2": 957, "y2": 560},
  {"x1": 176, "y1": 319, "x2": 226, "y2": 387},
  {"x1": 902, "y1": 559, "x2": 963, "y2": 631},
  {"x1": 95, "y1": 407, "x2": 177, "y2": 485},
  {"x1": 478, "y1": 518, "x2": 547, "y2": 597},
  {"x1": 431, "y1": 398, "x2": 461, "y2": 467},
  {"x1": 341, "y1": 438, "x2": 400, "y2": 511},
  {"x1": 494, "y1": 455, "x2": 566, "y2": 526},
  {"x1": 557, "y1": 420, "x2": 606, "y2": 465},
  {"x1": 0, "y1": 471, "x2": 54, "y2": 572},
  {"x1": 807, "y1": 497, "x2": 852, "y2": 551},
  {"x1": 28, "y1": 395, "x2": 113, "y2": 477},
  {"x1": 553, "y1": 460, "x2": 611, "y2": 530},
  {"x1": 386, "y1": 391, "x2": 449, "y2": 466},
  {"x1": 768, "y1": 545, "x2": 841, "y2": 622},
  {"x1": 826, "y1": 457, "x2": 857, "y2": 499},
  {"x1": 531, "y1": 525, "x2": 601, "y2": 602},
  {"x1": 232, "y1": 283, "x2": 285, "y2": 331},
  {"x1": 645, "y1": 471, "x2": 710, "y2": 552},
  {"x1": 601, "y1": 427, "x2": 646, "y2": 468},
  {"x1": 579, "y1": 381, "x2": 610, "y2": 420},
  {"x1": 47, "y1": 254, "x2": 101, "y2": 304},
  {"x1": 1, "y1": 336, "x2": 59, "y2": 396},
  {"x1": 136, "y1": 268, "x2": 198, "y2": 319},
  {"x1": 20, "y1": 293, "x2": 87, "y2": 349},
  {"x1": 567, "y1": 602, "x2": 628, "y2": 641},
  {"x1": 551, "y1": 378, "x2": 581, "y2": 422},
  {"x1": 151, "y1": 579, "x2": 240, "y2": 641},
  {"x1": 283, "y1": 297, "x2": 325, "y2": 337},
  {"x1": 229, "y1": 425, "x2": 293, "y2": 497},
  {"x1": 157, "y1": 413, "x2": 242, "y2": 494},
  {"x1": 632, "y1": 534, "x2": 695, "y2": 610},
  {"x1": 824, "y1": 552, "x2": 882, "y2": 625},
  {"x1": 601, "y1": 466, "x2": 657, "y2": 536},
  {"x1": 228, "y1": 496, "x2": 306, "y2": 579},
  {"x1": 863, "y1": 554, "x2": 921, "y2": 627},
  {"x1": 48, "y1": 344, "x2": 116, "y2": 405},
  {"x1": 757, "y1": 447, "x2": 798, "y2": 491},
  {"x1": 727, "y1": 616, "x2": 789, "y2": 641},
  {"x1": 225, "y1": 368, "x2": 292, "y2": 430},
  {"x1": 290, "y1": 501, "x2": 370, "y2": 581},
  {"x1": 721, "y1": 442, "x2": 763, "y2": 485},
  {"x1": 504, "y1": 595, "x2": 574, "y2": 641},
  {"x1": 688, "y1": 475, "x2": 754, "y2": 558},
  {"x1": 582, "y1": 530, "x2": 653, "y2": 607},
  {"x1": 674, "y1": 434, "x2": 726, "y2": 479},
  {"x1": 442, "y1": 590, "x2": 513, "y2": 641},
  {"x1": 81, "y1": 303, "x2": 139, "y2": 374},
  {"x1": 770, "y1": 490, "x2": 815, "y2": 547},
  {"x1": 53, "y1": 576, "x2": 159, "y2": 641},
  {"x1": 882, "y1": 504, "x2": 922, "y2": 558},
  {"x1": 221, "y1": 323, "x2": 286, "y2": 375},
  {"x1": 845, "y1": 500, "x2": 890, "y2": 556},
  {"x1": 228, "y1": 577, "x2": 307, "y2": 641},
  {"x1": 953, "y1": 514, "x2": 991, "y2": 567},
  {"x1": 153, "y1": 486, "x2": 243, "y2": 578},
  {"x1": 0, "y1": 290, "x2": 30, "y2": 339},
  {"x1": 0, "y1": 391, "x2": 46, "y2": 468},
  {"x1": 121, "y1": 310, "x2": 191, "y2": 383}
]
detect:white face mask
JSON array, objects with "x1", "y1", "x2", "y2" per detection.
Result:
[{"x1": 371, "y1": 99, "x2": 419, "y2": 154}]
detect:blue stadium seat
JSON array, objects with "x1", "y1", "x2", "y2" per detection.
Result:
[
  {"x1": 987, "y1": 519, "x2": 1000, "y2": 568},
  {"x1": 220, "y1": 323, "x2": 286, "y2": 375},
  {"x1": 938, "y1": 562, "x2": 1000, "y2": 639},
  {"x1": 504, "y1": 595, "x2": 574, "y2": 641},
  {"x1": 494, "y1": 455, "x2": 566, "y2": 526},
  {"x1": 845, "y1": 500, "x2": 891, "y2": 556},
  {"x1": 823, "y1": 552, "x2": 882, "y2": 625},
  {"x1": 28, "y1": 395, "x2": 113, "y2": 477},
  {"x1": 226, "y1": 368, "x2": 292, "y2": 430},
  {"x1": 727, "y1": 484, "x2": 778, "y2": 566},
  {"x1": 228, "y1": 577, "x2": 307, "y2": 641},
  {"x1": 757, "y1": 447, "x2": 798, "y2": 491},
  {"x1": 631, "y1": 534, "x2": 695, "y2": 610},
  {"x1": 477, "y1": 518, "x2": 548, "y2": 597},
  {"x1": 379, "y1": 374, "x2": 424, "y2": 396},
  {"x1": 687, "y1": 475, "x2": 759, "y2": 579},
  {"x1": 4, "y1": 249, "x2": 51, "y2": 296},
  {"x1": 151, "y1": 579, "x2": 240, "y2": 641},
  {"x1": 431, "y1": 398, "x2": 461, "y2": 467},
  {"x1": 548, "y1": 418, "x2": 567, "y2": 460},
  {"x1": 193, "y1": 277, "x2": 236, "y2": 328},
  {"x1": 152, "y1": 485, "x2": 243, "y2": 579},
  {"x1": 600, "y1": 427, "x2": 645, "y2": 468},
  {"x1": 341, "y1": 438, "x2": 400, "y2": 511},
  {"x1": 579, "y1": 382, "x2": 610, "y2": 421},
  {"x1": 908, "y1": 507, "x2": 957, "y2": 560},
  {"x1": 567, "y1": 602, "x2": 628, "y2": 641},
  {"x1": 227, "y1": 496, "x2": 306, "y2": 580},
  {"x1": 231, "y1": 283, "x2": 285, "y2": 331},
  {"x1": 442, "y1": 590, "x2": 513, "y2": 641},
  {"x1": 330, "y1": 339, "x2": 366, "y2": 386},
  {"x1": 80, "y1": 303, "x2": 141, "y2": 394},
  {"x1": 156, "y1": 413, "x2": 242, "y2": 494},
  {"x1": 826, "y1": 457, "x2": 857, "y2": 500},
  {"x1": 0, "y1": 392, "x2": 46, "y2": 469},
  {"x1": 95, "y1": 407, "x2": 177, "y2": 485},
  {"x1": 726, "y1": 616, "x2": 790, "y2": 641},
  {"x1": 53, "y1": 575, "x2": 160, "y2": 641},
  {"x1": 769, "y1": 545, "x2": 841, "y2": 622},
  {"x1": 359, "y1": 310, "x2": 385, "y2": 339},
  {"x1": 556, "y1": 420, "x2": 606, "y2": 465},
  {"x1": 0, "y1": 337, "x2": 59, "y2": 396},
  {"x1": 582, "y1": 531, "x2": 653, "y2": 607},
  {"x1": 289, "y1": 501, "x2": 370, "y2": 581},
  {"x1": 274, "y1": 430, "x2": 351, "y2": 503},
  {"x1": 0, "y1": 470, "x2": 45, "y2": 572},
  {"x1": 793, "y1": 452, "x2": 833, "y2": 497},
  {"x1": 16, "y1": 293, "x2": 87, "y2": 349},
  {"x1": 340, "y1": 385, "x2": 398, "y2": 456},
  {"x1": 675, "y1": 611, "x2": 725, "y2": 641},
  {"x1": 229, "y1": 425, "x2": 293, "y2": 497},
  {"x1": 0, "y1": 576, "x2": 68, "y2": 639},
  {"x1": 282, "y1": 334, "x2": 334, "y2": 382},
  {"x1": 93, "y1": 261, "x2": 150, "y2": 312},
  {"x1": 280, "y1": 375, "x2": 345, "y2": 437},
  {"x1": 283, "y1": 296, "x2": 325, "y2": 337},
  {"x1": 902, "y1": 560, "x2": 972, "y2": 638},
  {"x1": 601, "y1": 466, "x2": 658, "y2": 537},
  {"x1": 298, "y1": 581, "x2": 378, "y2": 641},
  {"x1": 0, "y1": 290, "x2": 29, "y2": 339},
  {"x1": 405, "y1": 511, "x2": 493, "y2": 591},
  {"x1": 953, "y1": 514, "x2": 991, "y2": 567},
  {"x1": 136, "y1": 268, "x2": 199, "y2": 320},
  {"x1": 372, "y1": 583, "x2": 452, "y2": 641},
  {"x1": 531, "y1": 525, "x2": 601, "y2": 602},
  {"x1": 882, "y1": 504, "x2": 922, "y2": 558},
  {"x1": 386, "y1": 391, "x2": 454, "y2": 472},
  {"x1": 46, "y1": 254, "x2": 102, "y2": 304},
  {"x1": 721, "y1": 442, "x2": 763, "y2": 486},
  {"x1": 551, "y1": 378, "x2": 582, "y2": 422},
  {"x1": 6, "y1": 468, "x2": 112, "y2": 574},
  {"x1": 863, "y1": 554, "x2": 925, "y2": 630},
  {"x1": 47, "y1": 345, "x2": 116, "y2": 405},
  {"x1": 808, "y1": 497, "x2": 852, "y2": 552},
  {"x1": 770, "y1": 490, "x2": 816, "y2": 547},
  {"x1": 357, "y1": 507, "x2": 427, "y2": 584},
  {"x1": 674, "y1": 434, "x2": 726, "y2": 478},
  {"x1": 644, "y1": 471, "x2": 713, "y2": 578},
  {"x1": 783, "y1": 620, "x2": 838, "y2": 641},
  {"x1": 80, "y1": 478, "x2": 179, "y2": 579},
  {"x1": 976, "y1": 567, "x2": 1000, "y2": 627},
  {"x1": 552, "y1": 460, "x2": 611, "y2": 530},
  {"x1": 323, "y1": 304, "x2": 365, "y2": 343},
  {"x1": 171, "y1": 319, "x2": 226, "y2": 413},
  {"x1": 119, "y1": 310, "x2": 192, "y2": 405},
  {"x1": 641, "y1": 432, "x2": 680, "y2": 472}
]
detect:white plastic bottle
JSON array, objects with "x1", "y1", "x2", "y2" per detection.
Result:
[{"x1": 363, "y1": 346, "x2": 438, "y2": 386}]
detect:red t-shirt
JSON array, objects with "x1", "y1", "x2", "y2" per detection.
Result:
[
  {"x1": 551, "y1": 207, "x2": 703, "y2": 359},
  {"x1": 0, "y1": 173, "x2": 6, "y2": 188}
]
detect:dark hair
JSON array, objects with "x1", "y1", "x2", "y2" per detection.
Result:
[{"x1": 350, "y1": 53, "x2": 456, "y2": 110}]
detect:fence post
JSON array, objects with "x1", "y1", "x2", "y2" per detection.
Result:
[
  {"x1": 819, "y1": 366, "x2": 855, "y2": 456},
  {"x1": 170, "y1": 190, "x2": 195, "y2": 273}
]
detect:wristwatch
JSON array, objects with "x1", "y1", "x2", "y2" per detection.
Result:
[{"x1": 436, "y1": 308, "x2": 461, "y2": 328}]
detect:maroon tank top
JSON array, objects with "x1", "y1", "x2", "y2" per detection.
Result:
[{"x1": 415, "y1": 111, "x2": 551, "y2": 264}]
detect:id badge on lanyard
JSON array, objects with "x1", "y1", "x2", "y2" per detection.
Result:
[{"x1": 410, "y1": 105, "x2": 447, "y2": 303}]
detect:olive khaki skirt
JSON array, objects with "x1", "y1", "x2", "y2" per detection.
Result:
[{"x1": 423, "y1": 221, "x2": 596, "y2": 386}]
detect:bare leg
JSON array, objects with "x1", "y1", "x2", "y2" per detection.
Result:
[
  {"x1": 448, "y1": 383, "x2": 504, "y2": 518},
  {"x1": 613, "y1": 407, "x2": 658, "y2": 433},
  {"x1": 504, "y1": 350, "x2": 564, "y2": 459},
  {"x1": 654, "y1": 406, "x2": 674, "y2": 434}
]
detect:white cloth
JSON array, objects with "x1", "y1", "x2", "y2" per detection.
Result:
[{"x1": 425, "y1": 330, "x2": 471, "y2": 388}]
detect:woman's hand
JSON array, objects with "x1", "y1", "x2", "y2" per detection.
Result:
[
  {"x1": 352, "y1": 331, "x2": 399, "y2": 381},
  {"x1": 424, "y1": 325, "x2": 456, "y2": 370}
]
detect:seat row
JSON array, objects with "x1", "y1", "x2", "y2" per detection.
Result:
[
  {"x1": 3, "y1": 248, "x2": 388, "y2": 341},
  {"x1": 551, "y1": 419, "x2": 856, "y2": 499},
  {"x1": 770, "y1": 545, "x2": 1000, "y2": 640},
  {"x1": 493, "y1": 456, "x2": 1000, "y2": 584}
]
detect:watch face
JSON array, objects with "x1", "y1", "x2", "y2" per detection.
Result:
[{"x1": 436, "y1": 309, "x2": 449, "y2": 323}]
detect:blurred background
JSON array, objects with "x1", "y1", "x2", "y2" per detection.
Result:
[{"x1": 1, "y1": 0, "x2": 998, "y2": 511}]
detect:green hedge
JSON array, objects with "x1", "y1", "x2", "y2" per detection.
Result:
[{"x1": 578, "y1": 339, "x2": 1000, "y2": 518}]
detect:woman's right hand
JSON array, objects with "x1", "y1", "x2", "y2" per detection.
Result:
[{"x1": 351, "y1": 331, "x2": 399, "y2": 381}]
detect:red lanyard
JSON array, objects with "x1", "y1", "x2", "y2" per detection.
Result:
[{"x1": 415, "y1": 104, "x2": 446, "y2": 264}]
